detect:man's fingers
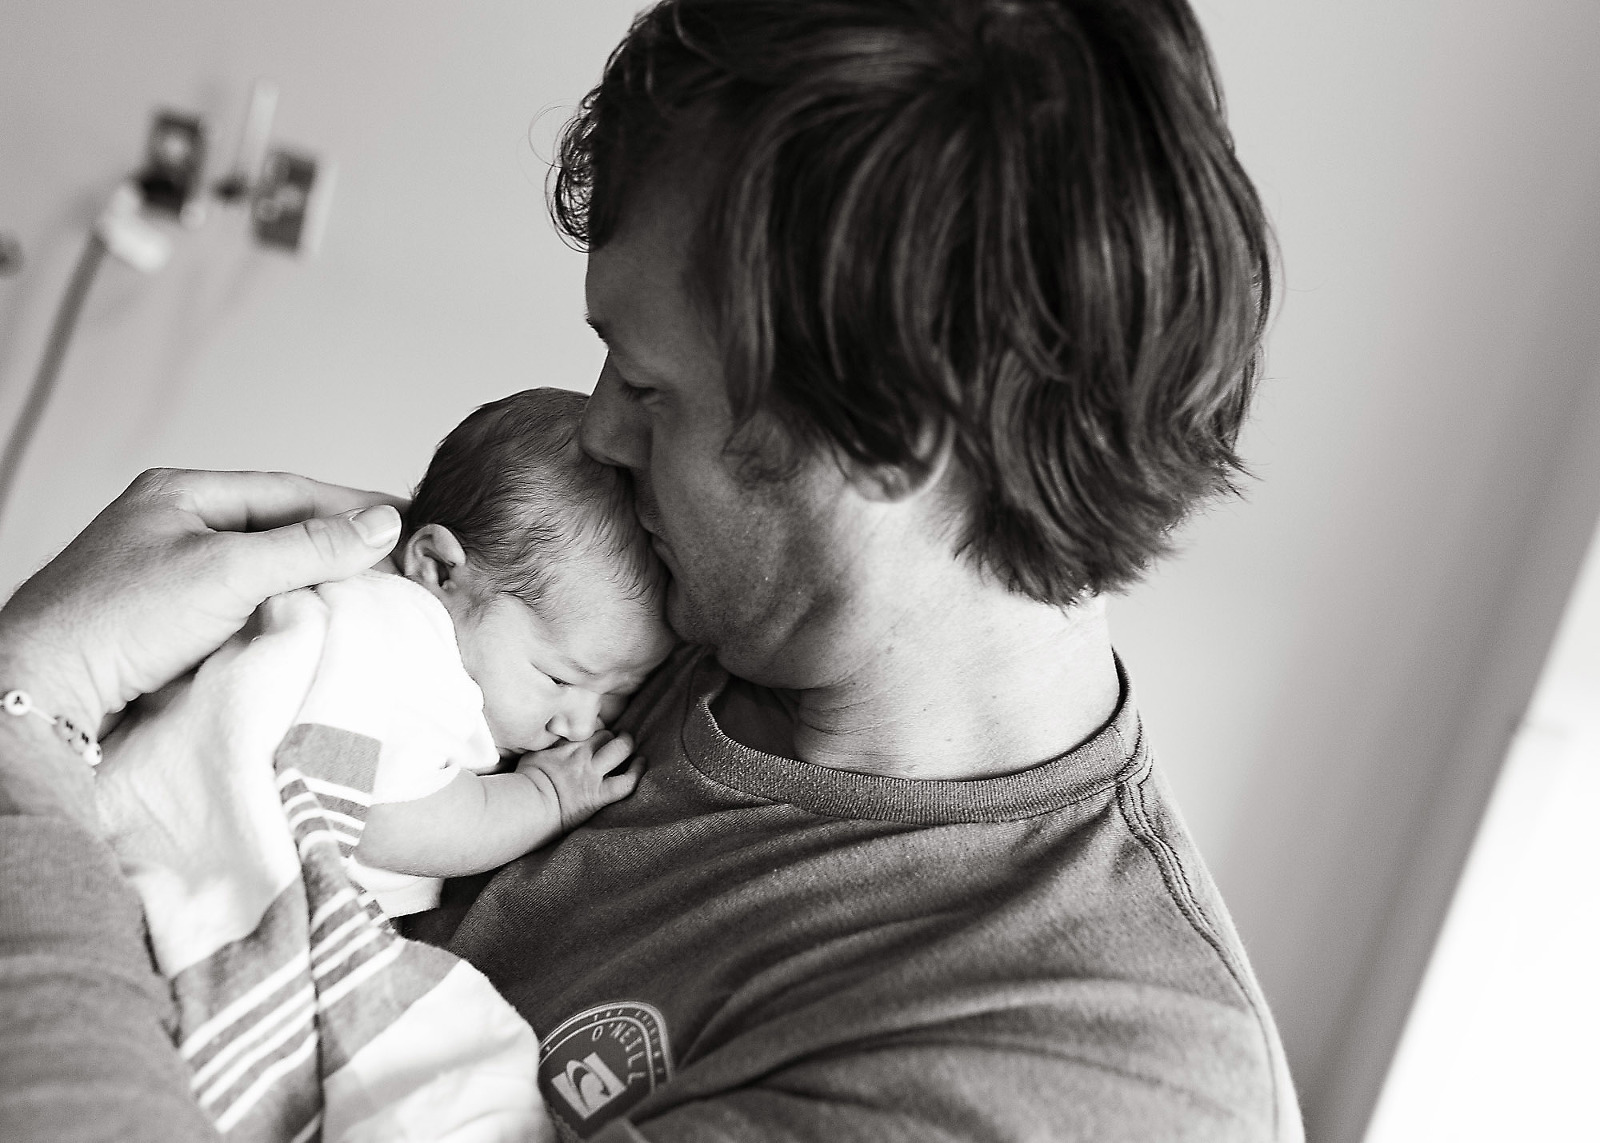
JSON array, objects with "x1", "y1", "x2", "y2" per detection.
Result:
[
  {"x1": 347, "y1": 506, "x2": 404, "y2": 547},
  {"x1": 161, "y1": 469, "x2": 408, "y2": 532},
  {"x1": 221, "y1": 508, "x2": 402, "y2": 600}
]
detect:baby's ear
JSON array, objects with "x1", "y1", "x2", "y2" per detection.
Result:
[{"x1": 401, "y1": 524, "x2": 470, "y2": 596}]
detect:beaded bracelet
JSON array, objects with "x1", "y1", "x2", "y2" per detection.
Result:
[{"x1": 1, "y1": 689, "x2": 103, "y2": 765}]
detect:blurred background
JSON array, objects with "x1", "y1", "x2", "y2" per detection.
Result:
[{"x1": 3, "y1": 2, "x2": 1598, "y2": 1140}]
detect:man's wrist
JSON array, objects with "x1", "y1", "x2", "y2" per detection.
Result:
[
  {"x1": 0, "y1": 630, "x2": 108, "y2": 733},
  {"x1": 0, "y1": 633, "x2": 108, "y2": 828},
  {"x1": 0, "y1": 695, "x2": 99, "y2": 827}
]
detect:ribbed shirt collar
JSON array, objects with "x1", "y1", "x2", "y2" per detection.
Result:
[{"x1": 679, "y1": 654, "x2": 1145, "y2": 824}]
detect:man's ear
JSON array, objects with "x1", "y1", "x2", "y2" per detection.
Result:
[
  {"x1": 838, "y1": 421, "x2": 956, "y2": 504},
  {"x1": 401, "y1": 524, "x2": 473, "y2": 599}
]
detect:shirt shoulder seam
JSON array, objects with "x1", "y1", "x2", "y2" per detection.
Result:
[{"x1": 1114, "y1": 748, "x2": 1285, "y2": 1138}]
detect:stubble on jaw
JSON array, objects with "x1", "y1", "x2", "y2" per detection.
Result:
[{"x1": 665, "y1": 460, "x2": 876, "y2": 692}]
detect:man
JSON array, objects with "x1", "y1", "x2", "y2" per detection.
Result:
[
  {"x1": 420, "y1": 1, "x2": 1296, "y2": 1139},
  {"x1": 0, "y1": 1, "x2": 1297, "y2": 1140}
]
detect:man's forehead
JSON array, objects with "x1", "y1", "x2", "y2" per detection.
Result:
[
  {"x1": 585, "y1": 141, "x2": 710, "y2": 297},
  {"x1": 584, "y1": 206, "x2": 715, "y2": 377},
  {"x1": 584, "y1": 167, "x2": 705, "y2": 322}
]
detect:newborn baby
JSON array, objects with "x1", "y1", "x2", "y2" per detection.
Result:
[
  {"x1": 96, "y1": 386, "x2": 672, "y2": 1143},
  {"x1": 348, "y1": 386, "x2": 674, "y2": 915}
]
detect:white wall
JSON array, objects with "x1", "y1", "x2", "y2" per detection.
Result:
[
  {"x1": 4, "y1": 4, "x2": 1600, "y2": 1141},
  {"x1": 1116, "y1": 2, "x2": 1600, "y2": 1138},
  {"x1": 0, "y1": 0, "x2": 643, "y2": 581}
]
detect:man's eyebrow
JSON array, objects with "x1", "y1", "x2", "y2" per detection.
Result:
[{"x1": 585, "y1": 310, "x2": 661, "y2": 382}]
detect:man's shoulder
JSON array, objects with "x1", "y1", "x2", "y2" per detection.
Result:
[
  {"x1": 592, "y1": 746, "x2": 1302, "y2": 1140},
  {"x1": 1028, "y1": 755, "x2": 1303, "y2": 1140}
]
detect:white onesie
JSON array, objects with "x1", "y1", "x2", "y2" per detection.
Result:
[{"x1": 298, "y1": 571, "x2": 504, "y2": 916}]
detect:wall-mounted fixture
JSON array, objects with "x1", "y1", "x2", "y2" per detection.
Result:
[
  {"x1": 136, "y1": 111, "x2": 207, "y2": 222},
  {"x1": 252, "y1": 148, "x2": 332, "y2": 255},
  {"x1": 0, "y1": 83, "x2": 334, "y2": 525},
  {"x1": 213, "y1": 82, "x2": 333, "y2": 257}
]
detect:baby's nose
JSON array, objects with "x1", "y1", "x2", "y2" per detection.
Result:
[{"x1": 548, "y1": 690, "x2": 603, "y2": 743}]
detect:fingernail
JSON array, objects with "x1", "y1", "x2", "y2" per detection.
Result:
[{"x1": 350, "y1": 505, "x2": 400, "y2": 547}]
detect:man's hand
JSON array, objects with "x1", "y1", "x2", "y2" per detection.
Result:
[
  {"x1": 0, "y1": 468, "x2": 404, "y2": 734},
  {"x1": 517, "y1": 730, "x2": 642, "y2": 832}
]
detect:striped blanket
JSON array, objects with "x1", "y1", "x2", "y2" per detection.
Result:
[{"x1": 95, "y1": 576, "x2": 550, "y2": 1143}]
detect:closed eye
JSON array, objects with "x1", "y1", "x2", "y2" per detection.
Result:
[{"x1": 607, "y1": 359, "x2": 658, "y2": 401}]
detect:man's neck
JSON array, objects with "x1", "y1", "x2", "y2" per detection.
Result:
[{"x1": 712, "y1": 590, "x2": 1120, "y2": 782}]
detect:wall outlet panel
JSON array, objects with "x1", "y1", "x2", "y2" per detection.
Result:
[{"x1": 251, "y1": 147, "x2": 332, "y2": 257}]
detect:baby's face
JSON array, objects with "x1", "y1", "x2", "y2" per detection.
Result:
[{"x1": 449, "y1": 575, "x2": 673, "y2": 756}]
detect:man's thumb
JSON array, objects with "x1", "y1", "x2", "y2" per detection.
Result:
[
  {"x1": 347, "y1": 504, "x2": 403, "y2": 549},
  {"x1": 242, "y1": 505, "x2": 402, "y2": 596}
]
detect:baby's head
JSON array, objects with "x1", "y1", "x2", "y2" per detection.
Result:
[{"x1": 399, "y1": 388, "x2": 673, "y2": 755}]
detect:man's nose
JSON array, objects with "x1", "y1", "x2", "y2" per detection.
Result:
[
  {"x1": 547, "y1": 689, "x2": 603, "y2": 744},
  {"x1": 580, "y1": 357, "x2": 647, "y2": 472}
]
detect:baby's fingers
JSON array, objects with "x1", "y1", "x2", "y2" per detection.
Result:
[
  {"x1": 590, "y1": 731, "x2": 635, "y2": 775},
  {"x1": 600, "y1": 755, "x2": 645, "y2": 800}
]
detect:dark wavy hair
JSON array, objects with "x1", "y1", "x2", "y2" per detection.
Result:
[
  {"x1": 406, "y1": 388, "x2": 663, "y2": 616},
  {"x1": 551, "y1": 0, "x2": 1273, "y2": 603}
]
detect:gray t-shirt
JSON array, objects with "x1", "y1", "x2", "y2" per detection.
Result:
[{"x1": 420, "y1": 647, "x2": 1303, "y2": 1142}]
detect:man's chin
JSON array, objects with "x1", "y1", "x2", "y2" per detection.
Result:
[
  {"x1": 664, "y1": 581, "x2": 705, "y2": 644},
  {"x1": 664, "y1": 586, "x2": 761, "y2": 672}
]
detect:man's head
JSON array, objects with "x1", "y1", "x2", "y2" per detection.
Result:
[
  {"x1": 401, "y1": 388, "x2": 672, "y2": 752},
  {"x1": 564, "y1": 0, "x2": 1271, "y2": 677}
]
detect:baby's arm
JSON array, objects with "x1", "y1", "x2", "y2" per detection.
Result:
[{"x1": 355, "y1": 730, "x2": 641, "y2": 877}]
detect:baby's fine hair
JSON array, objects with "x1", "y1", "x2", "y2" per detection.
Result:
[{"x1": 406, "y1": 388, "x2": 663, "y2": 617}]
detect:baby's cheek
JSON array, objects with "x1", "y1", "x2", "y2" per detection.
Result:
[
  {"x1": 517, "y1": 679, "x2": 566, "y2": 728},
  {"x1": 484, "y1": 687, "x2": 538, "y2": 737}
]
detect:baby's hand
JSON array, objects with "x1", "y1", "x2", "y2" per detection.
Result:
[{"x1": 517, "y1": 729, "x2": 642, "y2": 833}]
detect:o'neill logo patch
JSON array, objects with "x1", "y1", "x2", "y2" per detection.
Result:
[{"x1": 539, "y1": 1001, "x2": 673, "y2": 1138}]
